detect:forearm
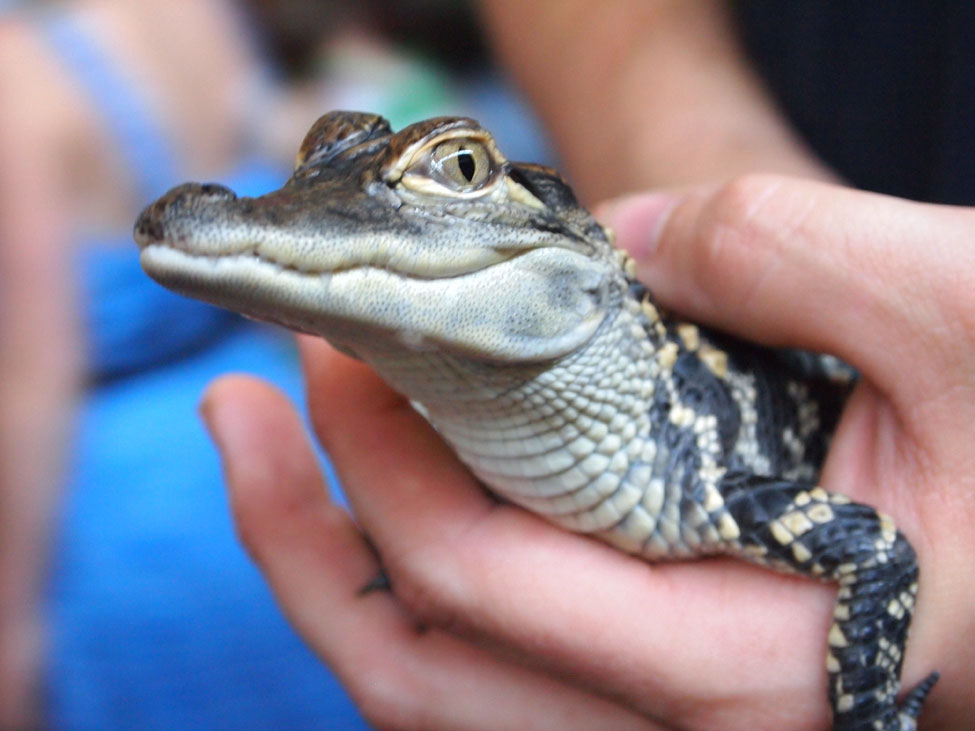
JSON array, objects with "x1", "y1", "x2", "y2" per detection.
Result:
[
  {"x1": 478, "y1": 0, "x2": 836, "y2": 201},
  {"x1": 0, "y1": 26, "x2": 81, "y2": 627},
  {"x1": 0, "y1": 130, "x2": 79, "y2": 731}
]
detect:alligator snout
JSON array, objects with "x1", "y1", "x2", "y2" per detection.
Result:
[{"x1": 134, "y1": 182, "x2": 238, "y2": 248}]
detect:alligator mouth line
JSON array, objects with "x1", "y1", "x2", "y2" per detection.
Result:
[{"x1": 140, "y1": 239, "x2": 543, "y2": 282}]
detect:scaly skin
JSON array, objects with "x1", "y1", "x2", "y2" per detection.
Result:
[{"x1": 134, "y1": 111, "x2": 938, "y2": 729}]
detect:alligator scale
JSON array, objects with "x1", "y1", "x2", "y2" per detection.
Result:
[{"x1": 134, "y1": 111, "x2": 938, "y2": 730}]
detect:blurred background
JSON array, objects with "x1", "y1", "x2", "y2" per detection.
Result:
[
  {"x1": 3, "y1": 0, "x2": 974, "y2": 728},
  {"x1": 0, "y1": 1, "x2": 548, "y2": 728}
]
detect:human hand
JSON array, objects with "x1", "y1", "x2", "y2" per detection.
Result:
[
  {"x1": 202, "y1": 176, "x2": 973, "y2": 729},
  {"x1": 201, "y1": 364, "x2": 658, "y2": 731}
]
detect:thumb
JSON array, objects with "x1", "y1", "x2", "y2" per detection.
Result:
[{"x1": 600, "y1": 175, "x2": 974, "y2": 397}]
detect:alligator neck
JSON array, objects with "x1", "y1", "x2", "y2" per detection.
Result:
[{"x1": 364, "y1": 296, "x2": 667, "y2": 534}]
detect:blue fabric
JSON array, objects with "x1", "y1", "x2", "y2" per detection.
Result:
[
  {"x1": 39, "y1": 13, "x2": 367, "y2": 730},
  {"x1": 76, "y1": 158, "x2": 282, "y2": 380},
  {"x1": 48, "y1": 328, "x2": 363, "y2": 730},
  {"x1": 77, "y1": 237, "x2": 238, "y2": 380}
]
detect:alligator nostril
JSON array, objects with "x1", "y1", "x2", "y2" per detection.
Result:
[
  {"x1": 133, "y1": 181, "x2": 239, "y2": 249},
  {"x1": 133, "y1": 209, "x2": 164, "y2": 247}
]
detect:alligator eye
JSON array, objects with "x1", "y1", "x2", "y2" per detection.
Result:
[
  {"x1": 395, "y1": 131, "x2": 503, "y2": 197},
  {"x1": 429, "y1": 140, "x2": 494, "y2": 191}
]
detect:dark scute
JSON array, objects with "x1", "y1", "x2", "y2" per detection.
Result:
[
  {"x1": 298, "y1": 111, "x2": 392, "y2": 169},
  {"x1": 720, "y1": 473, "x2": 806, "y2": 533},
  {"x1": 509, "y1": 163, "x2": 581, "y2": 212},
  {"x1": 673, "y1": 351, "x2": 740, "y2": 455}
]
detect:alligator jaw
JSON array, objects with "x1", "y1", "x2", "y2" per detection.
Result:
[{"x1": 135, "y1": 182, "x2": 612, "y2": 363}]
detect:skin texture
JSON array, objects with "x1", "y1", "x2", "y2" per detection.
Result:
[{"x1": 202, "y1": 176, "x2": 975, "y2": 730}]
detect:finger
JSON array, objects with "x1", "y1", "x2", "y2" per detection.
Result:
[
  {"x1": 601, "y1": 176, "x2": 975, "y2": 400},
  {"x1": 297, "y1": 336, "x2": 500, "y2": 569},
  {"x1": 297, "y1": 339, "x2": 836, "y2": 729},
  {"x1": 200, "y1": 375, "x2": 380, "y2": 639},
  {"x1": 200, "y1": 374, "x2": 658, "y2": 731}
]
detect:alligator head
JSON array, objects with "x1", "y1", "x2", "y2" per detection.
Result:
[{"x1": 135, "y1": 111, "x2": 624, "y2": 363}]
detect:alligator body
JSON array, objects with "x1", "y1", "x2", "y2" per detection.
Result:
[{"x1": 134, "y1": 111, "x2": 937, "y2": 730}]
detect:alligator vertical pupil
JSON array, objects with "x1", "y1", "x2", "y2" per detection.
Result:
[{"x1": 457, "y1": 151, "x2": 476, "y2": 182}]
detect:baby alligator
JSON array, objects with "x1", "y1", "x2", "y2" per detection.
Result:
[{"x1": 134, "y1": 111, "x2": 937, "y2": 730}]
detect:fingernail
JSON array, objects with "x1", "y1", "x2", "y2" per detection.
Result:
[{"x1": 597, "y1": 192, "x2": 679, "y2": 260}]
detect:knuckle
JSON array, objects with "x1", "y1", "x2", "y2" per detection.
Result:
[
  {"x1": 663, "y1": 174, "x2": 790, "y2": 306},
  {"x1": 381, "y1": 526, "x2": 488, "y2": 635},
  {"x1": 390, "y1": 553, "x2": 469, "y2": 632},
  {"x1": 701, "y1": 173, "x2": 785, "y2": 250}
]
